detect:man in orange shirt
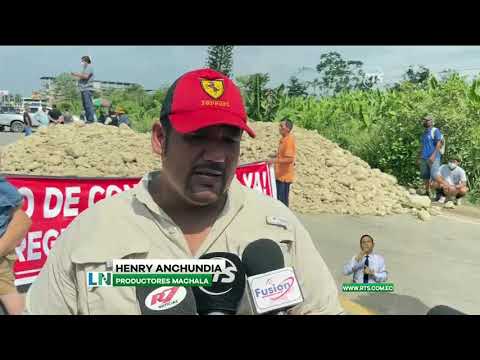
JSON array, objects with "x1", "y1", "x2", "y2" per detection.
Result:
[{"x1": 268, "y1": 119, "x2": 296, "y2": 207}]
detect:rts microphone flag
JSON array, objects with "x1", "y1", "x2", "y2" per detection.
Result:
[
  {"x1": 192, "y1": 252, "x2": 246, "y2": 315},
  {"x1": 242, "y1": 239, "x2": 304, "y2": 314}
]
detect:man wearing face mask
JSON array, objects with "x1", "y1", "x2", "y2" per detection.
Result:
[
  {"x1": 433, "y1": 155, "x2": 468, "y2": 205},
  {"x1": 25, "y1": 68, "x2": 343, "y2": 315},
  {"x1": 71, "y1": 56, "x2": 95, "y2": 123},
  {"x1": 416, "y1": 116, "x2": 444, "y2": 198}
]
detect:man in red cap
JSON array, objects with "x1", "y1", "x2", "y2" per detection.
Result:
[{"x1": 26, "y1": 69, "x2": 343, "y2": 315}]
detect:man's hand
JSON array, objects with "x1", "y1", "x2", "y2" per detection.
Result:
[
  {"x1": 355, "y1": 251, "x2": 365, "y2": 262},
  {"x1": 363, "y1": 267, "x2": 375, "y2": 275},
  {"x1": 428, "y1": 154, "x2": 436, "y2": 165}
]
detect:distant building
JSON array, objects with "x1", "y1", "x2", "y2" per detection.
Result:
[{"x1": 40, "y1": 76, "x2": 142, "y2": 93}]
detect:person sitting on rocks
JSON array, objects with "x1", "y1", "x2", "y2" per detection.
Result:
[
  {"x1": 48, "y1": 104, "x2": 63, "y2": 124},
  {"x1": 433, "y1": 155, "x2": 468, "y2": 205},
  {"x1": 116, "y1": 107, "x2": 130, "y2": 127}
]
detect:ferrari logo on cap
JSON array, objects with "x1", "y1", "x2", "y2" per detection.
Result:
[{"x1": 201, "y1": 79, "x2": 224, "y2": 99}]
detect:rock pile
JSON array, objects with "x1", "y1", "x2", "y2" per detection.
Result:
[{"x1": 0, "y1": 121, "x2": 438, "y2": 219}]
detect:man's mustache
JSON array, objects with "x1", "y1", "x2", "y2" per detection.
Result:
[{"x1": 192, "y1": 162, "x2": 226, "y2": 175}]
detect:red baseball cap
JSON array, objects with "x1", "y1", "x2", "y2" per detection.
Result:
[{"x1": 160, "y1": 68, "x2": 256, "y2": 138}]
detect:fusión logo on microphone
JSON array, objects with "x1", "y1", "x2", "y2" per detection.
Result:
[
  {"x1": 145, "y1": 287, "x2": 187, "y2": 311},
  {"x1": 254, "y1": 276, "x2": 294, "y2": 300},
  {"x1": 248, "y1": 267, "x2": 304, "y2": 314},
  {"x1": 198, "y1": 257, "x2": 238, "y2": 296}
]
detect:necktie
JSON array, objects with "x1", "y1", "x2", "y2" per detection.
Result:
[{"x1": 363, "y1": 255, "x2": 369, "y2": 283}]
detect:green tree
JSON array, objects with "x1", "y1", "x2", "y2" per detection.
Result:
[
  {"x1": 236, "y1": 73, "x2": 284, "y2": 121},
  {"x1": 403, "y1": 65, "x2": 431, "y2": 84},
  {"x1": 14, "y1": 94, "x2": 22, "y2": 104},
  {"x1": 206, "y1": 46, "x2": 234, "y2": 77},
  {"x1": 287, "y1": 76, "x2": 308, "y2": 97},
  {"x1": 315, "y1": 52, "x2": 366, "y2": 95},
  {"x1": 51, "y1": 73, "x2": 82, "y2": 114},
  {"x1": 52, "y1": 73, "x2": 80, "y2": 103}
]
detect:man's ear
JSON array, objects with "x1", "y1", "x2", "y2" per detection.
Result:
[{"x1": 152, "y1": 120, "x2": 166, "y2": 157}]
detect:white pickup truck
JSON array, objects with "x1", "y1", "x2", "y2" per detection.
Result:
[{"x1": 0, "y1": 109, "x2": 43, "y2": 132}]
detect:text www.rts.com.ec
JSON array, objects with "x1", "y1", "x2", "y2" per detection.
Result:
[{"x1": 342, "y1": 283, "x2": 395, "y2": 293}]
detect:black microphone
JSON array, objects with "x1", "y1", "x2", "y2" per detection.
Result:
[
  {"x1": 242, "y1": 239, "x2": 304, "y2": 315},
  {"x1": 191, "y1": 252, "x2": 246, "y2": 315},
  {"x1": 426, "y1": 305, "x2": 467, "y2": 315},
  {"x1": 136, "y1": 286, "x2": 198, "y2": 315}
]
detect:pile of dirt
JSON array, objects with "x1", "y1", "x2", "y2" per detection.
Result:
[
  {"x1": 241, "y1": 122, "x2": 431, "y2": 217},
  {"x1": 0, "y1": 123, "x2": 159, "y2": 178},
  {"x1": 0, "y1": 121, "x2": 435, "y2": 217}
]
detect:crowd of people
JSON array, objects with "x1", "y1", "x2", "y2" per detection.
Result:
[{"x1": 22, "y1": 104, "x2": 75, "y2": 136}]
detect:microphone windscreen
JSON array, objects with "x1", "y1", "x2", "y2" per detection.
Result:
[
  {"x1": 192, "y1": 252, "x2": 246, "y2": 315},
  {"x1": 242, "y1": 239, "x2": 285, "y2": 276},
  {"x1": 426, "y1": 305, "x2": 466, "y2": 315}
]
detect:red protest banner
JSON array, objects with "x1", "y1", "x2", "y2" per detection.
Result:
[
  {"x1": 236, "y1": 161, "x2": 277, "y2": 198},
  {"x1": 4, "y1": 162, "x2": 276, "y2": 286}
]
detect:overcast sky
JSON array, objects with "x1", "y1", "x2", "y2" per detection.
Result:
[{"x1": 2, "y1": 46, "x2": 480, "y2": 95}]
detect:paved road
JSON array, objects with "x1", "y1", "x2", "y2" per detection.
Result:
[
  {"x1": 0, "y1": 131, "x2": 23, "y2": 149},
  {"x1": 300, "y1": 210, "x2": 480, "y2": 315}
]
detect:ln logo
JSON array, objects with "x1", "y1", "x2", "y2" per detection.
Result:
[{"x1": 87, "y1": 272, "x2": 113, "y2": 288}]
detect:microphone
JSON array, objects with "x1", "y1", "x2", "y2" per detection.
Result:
[
  {"x1": 426, "y1": 305, "x2": 466, "y2": 315},
  {"x1": 136, "y1": 286, "x2": 198, "y2": 315},
  {"x1": 191, "y1": 252, "x2": 246, "y2": 315},
  {"x1": 242, "y1": 239, "x2": 304, "y2": 315}
]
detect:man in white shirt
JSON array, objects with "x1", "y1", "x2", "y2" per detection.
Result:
[
  {"x1": 343, "y1": 234, "x2": 388, "y2": 284},
  {"x1": 433, "y1": 155, "x2": 468, "y2": 205}
]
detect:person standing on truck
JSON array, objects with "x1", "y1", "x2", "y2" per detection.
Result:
[
  {"x1": 23, "y1": 107, "x2": 33, "y2": 136},
  {"x1": 71, "y1": 56, "x2": 95, "y2": 123},
  {"x1": 0, "y1": 177, "x2": 32, "y2": 315}
]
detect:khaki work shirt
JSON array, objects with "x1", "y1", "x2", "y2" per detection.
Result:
[{"x1": 26, "y1": 172, "x2": 343, "y2": 315}]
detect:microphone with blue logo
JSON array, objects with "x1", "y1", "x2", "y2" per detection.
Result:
[
  {"x1": 191, "y1": 252, "x2": 246, "y2": 315},
  {"x1": 242, "y1": 239, "x2": 304, "y2": 315}
]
